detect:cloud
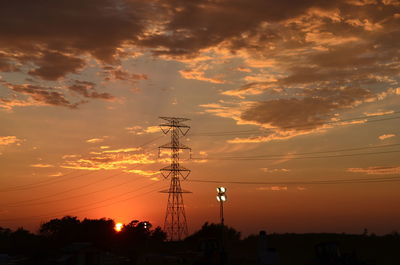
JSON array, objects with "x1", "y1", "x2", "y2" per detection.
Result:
[
  {"x1": 102, "y1": 66, "x2": 148, "y2": 82},
  {"x1": 239, "y1": 88, "x2": 373, "y2": 131},
  {"x1": 364, "y1": 110, "x2": 395, "y2": 116},
  {"x1": 28, "y1": 52, "x2": 85, "y2": 81},
  {"x1": 124, "y1": 169, "x2": 160, "y2": 176},
  {"x1": 102, "y1": 147, "x2": 141, "y2": 153},
  {"x1": 191, "y1": 1, "x2": 400, "y2": 143},
  {"x1": 68, "y1": 80, "x2": 115, "y2": 101},
  {"x1": 1, "y1": 0, "x2": 399, "y2": 118},
  {"x1": 138, "y1": 0, "x2": 341, "y2": 56},
  {"x1": 227, "y1": 128, "x2": 325, "y2": 144},
  {"x1": 257, "y1": 186, "x2": 288, "y2": 191},
  {"x1": 0, "y1": 136, "x2": 22, "y2": 146},
  {"x1": 0, "y1": 53, "x2": 19, "y2": 72},
  {"x1": 61, "y1": 148, "x2": 157, "y2": 171},
  {"x1": 1, "y1": 81, "x2": 83, "y2": 109},
  {"x1": 179, "y1": 68, "x2": 226, "y2": 84},
  {"x1": 378, "y1": 134, "x2": 396, "y2": 140},
  {"x1": 86, "y1": 138, "x2": 104, "y2": 143},
  {"x1": 235, "y1": 67, "x2": 252, "y2": 73},
  {"x1": 0, "y1": 0, "x2": 154, "y2": 109},
  {"x1": 261, "y1": 168, "x2": 291, "y2": 173},
  {"x1": 222, "y1": 82, "x2": 280, "y2": 98},
  {"x1": 126, "y1": 125, "x2": 161, "y2": 135},
  {"x1": 49, "y1": 172, "x2": 63, "y2": 177},
  {"x1": 0, "y1": 0, "x2": 149, "y2": 73},
  {"x1": 347, "y1": 166, "x2": 400, "y2": 174},
  {"x1": 30, "y1": 164, "x2": 54, "y2": 168},
  {"x1": 201, "y1": 85, "x2": 396, "y2": 143},
  {"x1": 0, "y1": 97, "x2": 47, "y2": 110}
]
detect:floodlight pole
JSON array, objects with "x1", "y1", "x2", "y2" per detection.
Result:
[
  {"x1": 216, "y1": 187, "x2": 227, "y2": 265},
  {"x1": 220, "y1": 199, "x2": 224, "y2": 226}
]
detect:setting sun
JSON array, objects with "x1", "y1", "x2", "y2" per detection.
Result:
[{"x1": 115, "y1": 222, "x2": 123, "y2": 232}]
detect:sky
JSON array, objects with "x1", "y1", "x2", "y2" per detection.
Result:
[{"x1": 0, "y1": 0, "x2": 399, "y2": 236}]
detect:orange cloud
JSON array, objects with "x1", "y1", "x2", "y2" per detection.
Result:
[
  {"x1": 86, "y1": 138, "x2": 104, "y2": 143},
  {"x1": 378, "y1": 134, "x2": 396, "y2": 140},
  {"x1": 124, "y1": 169, "x2": 160, "y2": 176},
  {"x1": 1, "y1": 82, "x2": 83, "y2": 109},
  {"x1": 102, "y1": 66, "x2": 148, "y2": 82},
  {"x1": 179, "y1": 69, "x2": 226, "y2": 84},
  {"x1": 0, "y1": 98, "x2": 46, "y2": 110},
  {"x1": 257, "y1": 186, "x2": 288, "y2": 191},
  {"x1": 347, "y1": 166, "x2": 400, "y2": 175},
  {"x1": 0, "y1": 136, "x2": 22, "y2": 146},
  {"x1": 126, "y1": 126, "x2": 161, "y2": 135},
  {"x1": 364, "y1": 110, "x2": 395, "y2": 117},
  {"x1": 102, "y1": 147, "x2": 141, "y2": 153},
  {"x1": 30, "y1": 164, "x2": 54, "y2": 168},
  {"x1": 49, "y1": 172, "x2": 63, "y2": 177},
  {"x1": 61, "y1": 150, "x2": 157, "y2": 171},
  {"x1": 261, "y1": 168, "x2": 290, "y2": 173}
]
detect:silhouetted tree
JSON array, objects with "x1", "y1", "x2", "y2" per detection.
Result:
[
  {"x1": 39, "y1": 216, "x2": 81, "y2": 246},
  {"x1": 150, "y1": 226, "x2": 167, "y2": 242},
  {"x1": 80, "y1": 218, "x2": 115, "y2": 248},
  {"x1": 186, "y1": 222, "x2": 241, "y2": 243},
  {"x1": 0, "y1": 227, "x2": 42, "y2": 255}
]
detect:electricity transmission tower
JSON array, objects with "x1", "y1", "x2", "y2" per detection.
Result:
[{"x1": 159, "y1": 117, "x2": 191, "y2": 241}]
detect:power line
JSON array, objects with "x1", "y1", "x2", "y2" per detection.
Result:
[
  {"x1": 0, "y1": 170, "x2": 97, "y2": 192},
  {"x1": 0, "y1": 136, "x2": 162, "y2": 193},
  {"x1": 191, "y1": 143, "x2": 400, "y2": 160},
  {"x1": 3, "y1": 159, "x2": 159, "y2": 206},
  {"x1": 3, "y1": 172, "x2": 135, "y2": 207},
  {"x1": 6, "y1": 175, "x2": 150, "y2": 207},
  {"x1": 192, "y1": 149, "x2": 400, "y2": 161},
  {"x1": 0, "y1": 181, "x2": 164, "y2": 222},
  {"x1": 191, "y1": 112, "x2": 400, "y2": 136},
  {"x1": 190, "y1": 176, "x2": 400, "y2": 185}
]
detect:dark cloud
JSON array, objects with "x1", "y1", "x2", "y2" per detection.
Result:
[
  {"x1": 2, "y1": 82, "x2": 83, "y2": 109},
  {"x1": 102, "y1": 66, "x2": 148, "y2": 82},
  {"x1": 68, "y1": 80, "x2": 115, "y2": 100},
  {"x1": 0, "y1": 0, "x2": 150, "y2": 79},
  {"x1": 0, "y1": 54, "x2": 19, "y2": 72},
  {"x1": 1, "y1": 0, "x2": 399, "y2": 116},
  {"x1": 240, "y1": 86, "x2": 373, "y2": 130},
  {"x1": 207, "y1": 1, "x2": 400, "y2": 134},
  {"x1": 139, "y1": 0, "x2": 341, "y2": 55},
  {"x1": 28, "y1": 52, "x2": 85, "y2": 81}
]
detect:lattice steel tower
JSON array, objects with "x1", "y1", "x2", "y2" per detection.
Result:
[{"x1": 159, "y1": 117, "x2": 191, "y2": 241}]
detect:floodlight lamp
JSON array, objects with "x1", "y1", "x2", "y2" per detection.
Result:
[
  {"x1": 217, "y1": 187, "x2": 226, "y2": 194},
  {"x1": 220, "y1": 195, "x2": 227, "y2": 202},
  {"x1": 216, "y1": 195, "x2": 221, "y2": 202}
]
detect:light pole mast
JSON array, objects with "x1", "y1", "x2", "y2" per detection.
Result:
[
  {"x1": 159, "y1": 117, "x2": 191, "y2": 241},
  {"x1": 216, "y1": 187, "x2": 228, "y2": 265},
  {"x1": 216, "y1": 187, "x2": 227, "y2": 226}
]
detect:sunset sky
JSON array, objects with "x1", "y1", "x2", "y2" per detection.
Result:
[{"x1": 0, "y1": 0, "x2": 399, "y2": 236}]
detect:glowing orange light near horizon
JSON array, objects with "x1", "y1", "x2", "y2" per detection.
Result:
[{"x1": 115, "y1": 222, "x2": 123, "y2": 232}]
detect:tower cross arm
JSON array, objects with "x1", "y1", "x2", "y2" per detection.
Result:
[{"x1": 159, "y1": 143, "x2": 191, "y2": 150}]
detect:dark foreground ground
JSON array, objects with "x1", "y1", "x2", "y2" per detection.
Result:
[{"x1": 1, "y1": 220, "x2": 399, "y2": 265}]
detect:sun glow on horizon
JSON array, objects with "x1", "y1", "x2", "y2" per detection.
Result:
[{"x1": 115, "y1": 222, "x2": 123, "y2": 232}]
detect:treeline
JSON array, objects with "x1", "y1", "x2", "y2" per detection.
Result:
[
  {"x1": 1, "y1": 218, "x2": 400, "y2": 265},
  {"x1": 0, "y1": 216, "x2": 165, "y2": 260}
]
